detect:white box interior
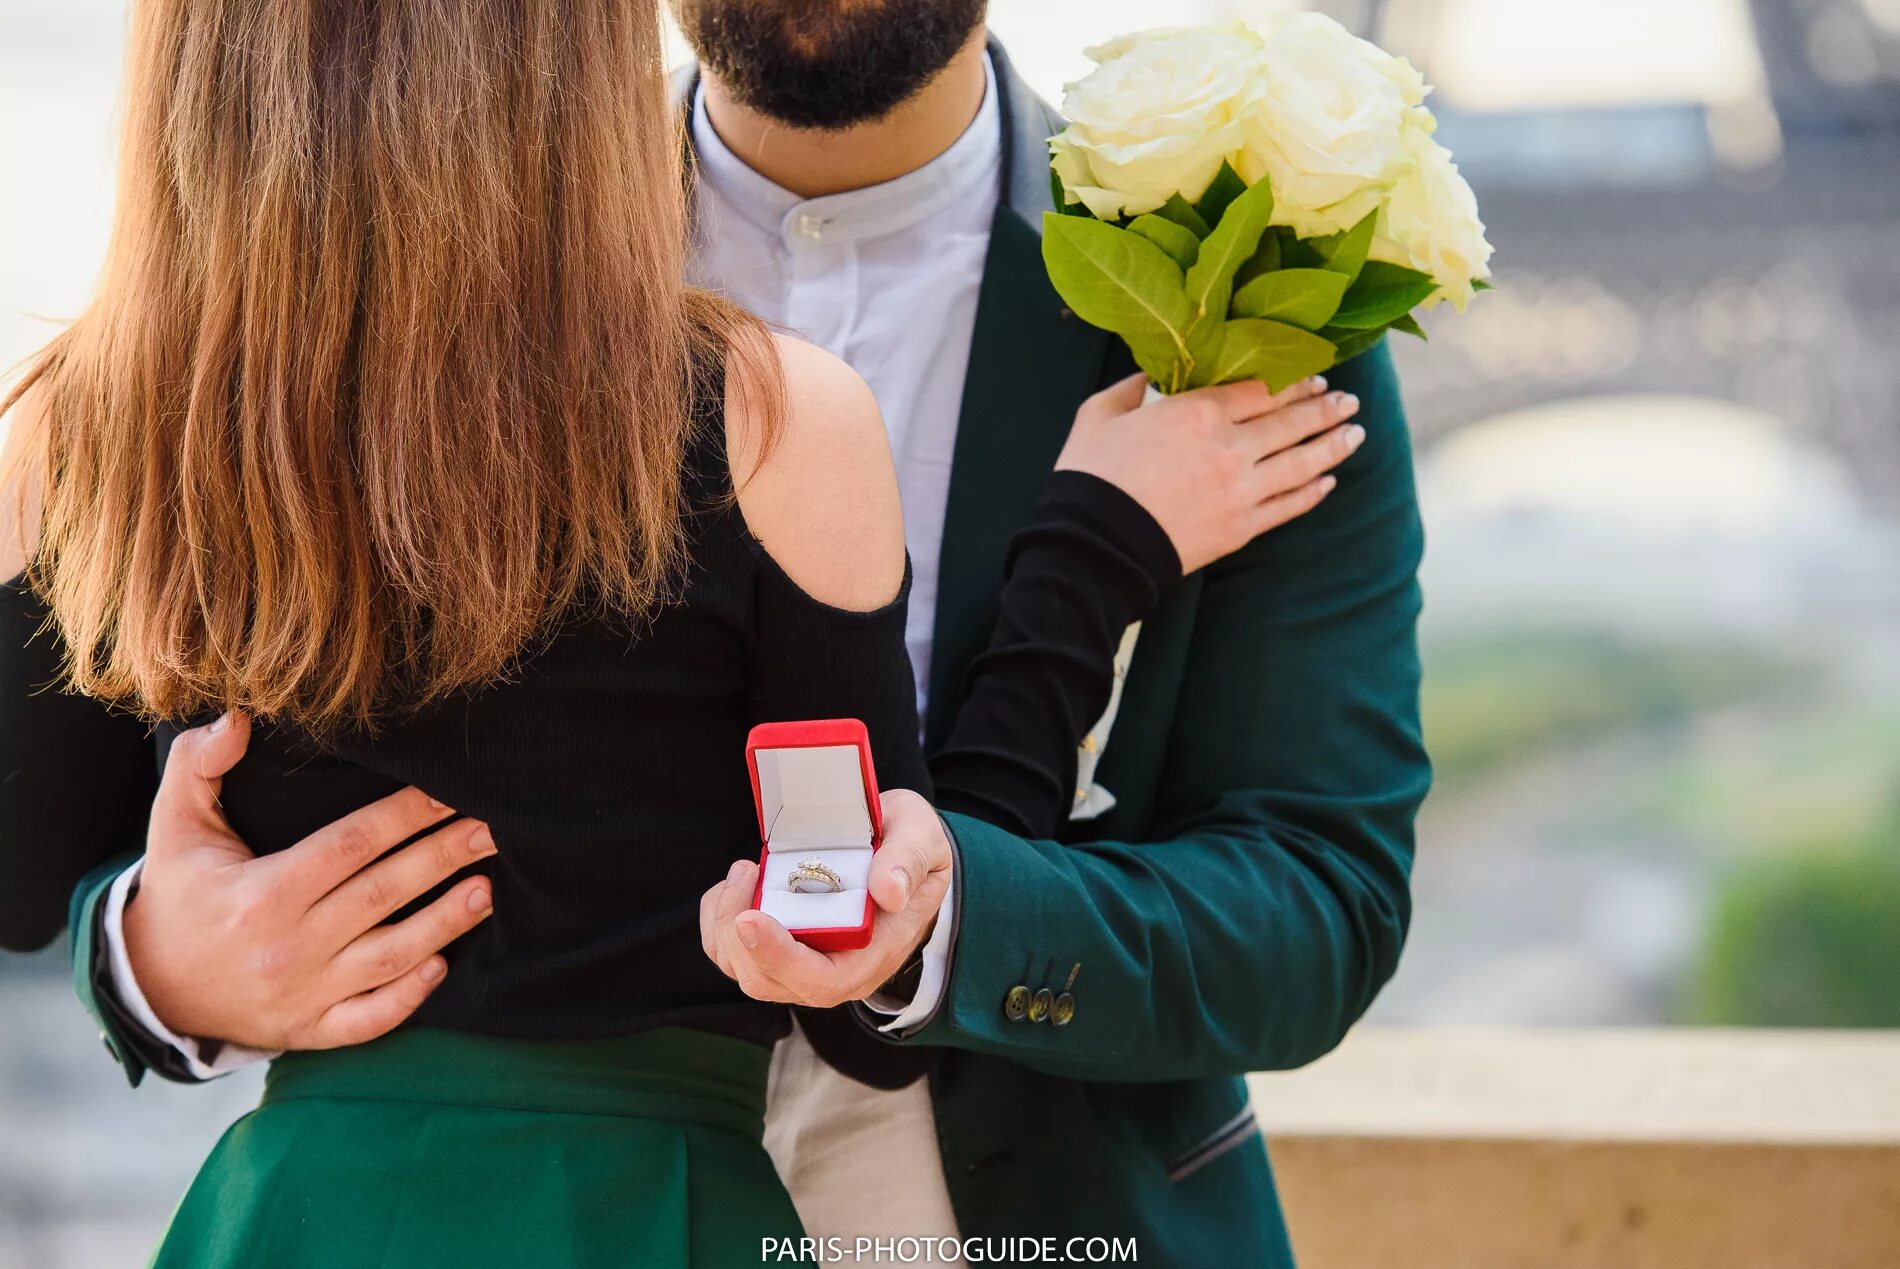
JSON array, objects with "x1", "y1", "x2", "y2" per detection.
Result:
[{"x1": 755, "y1": 744, "x2": 874, "y2": 930}]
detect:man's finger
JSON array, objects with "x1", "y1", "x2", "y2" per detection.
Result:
[
  {"x1": 308, "y1": 816, "x2": 494, "y2": 934},
  {"x1": 700, "y1": 878, "x2": 736, "y2": 978},
  {"x1": 715, "y1": 859, "x2": 759, "y2": 924},
  {"x1": 148, "y1": 712, "x2": 253, "y2": 857},
  {"x1": 302, "y1": 955, "x2": 450, "y2": 1050},
  {"x1": 732, "y1": 910, "x2": 838, "y2": 1004},
  {"x1": 866, "y1": 827, "x2": 944, "y2": 916},
  {"x1": 869, "y1": 866, "x2": 952, "y2": 975},
  {"x1": 333, "y1": 876, "x2": 494, "y2": 996},
  {"x1": 277, "y1": 788, "x2": 464, "y2": 908}
]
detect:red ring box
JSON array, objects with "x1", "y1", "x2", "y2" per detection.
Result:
[{"x1": 745, "y1": 719, "x2": 883, "y2": 951}]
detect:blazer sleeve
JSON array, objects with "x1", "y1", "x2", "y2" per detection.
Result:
[{"x1": 882, "y1": 341, "x2": 1428, "y2": 1081}]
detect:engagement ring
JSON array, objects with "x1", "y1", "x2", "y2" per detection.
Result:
[{"x1": 786, "y1": 857, "x2": 843, "y2": 894}]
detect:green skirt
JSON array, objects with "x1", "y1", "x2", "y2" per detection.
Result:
[{"x1": 154, "y1": 1027, "x2": 803, "y2": 1269}]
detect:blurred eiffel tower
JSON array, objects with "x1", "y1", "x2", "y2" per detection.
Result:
[{"x1": 1319, "y1": 0, "x2": 1900, "y2": 496}]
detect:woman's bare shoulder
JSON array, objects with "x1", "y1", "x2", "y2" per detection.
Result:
[{"x1": 726, "y1": 333, "x2": 905, "y2": 612}]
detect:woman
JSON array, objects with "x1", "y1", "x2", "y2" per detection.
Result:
[{"x1": 0, "y1": 1, "x2": 1359, "y2": 1264}]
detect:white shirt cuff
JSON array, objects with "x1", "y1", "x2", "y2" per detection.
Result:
[
  {"x1": 103, "y1": 859, "x2": 280, "y2": 1079},
  {"x1": 861, "y1": 868, "x2": 956, "y2": 1032}
]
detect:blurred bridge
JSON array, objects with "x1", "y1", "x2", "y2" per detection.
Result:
[{"x1": 1339, "y1": 0, "x2": 1900, "y2": 496}]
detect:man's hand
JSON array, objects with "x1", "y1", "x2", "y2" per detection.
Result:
[
  {"x1": 699, "y1": 789, "x2": 951, "y2": 1008},
  {"x1": 122, "y1": 713, "x2": 497, "y2": 1051},
  {"x1": 1056, "y1": 372, "x2": 1365, "y2": 573}
]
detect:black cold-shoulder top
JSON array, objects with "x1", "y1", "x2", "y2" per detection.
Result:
[{"x1": 0, "y1": 357, "x2": 1181, "y2": 1053}]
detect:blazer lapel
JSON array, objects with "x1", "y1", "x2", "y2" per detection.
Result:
[{"x1": 922, "y1": 40, "x2": 1113, "y2": 750}]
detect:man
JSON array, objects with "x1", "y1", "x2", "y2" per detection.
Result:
[{"x1": 54, "y1": 4, "x2": 1426, "y2": 1264}]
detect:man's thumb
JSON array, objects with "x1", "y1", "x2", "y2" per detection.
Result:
[
  {"x1": 187, "y1": 711, "x2": 251, "y2": 780},
  {"x1": 151, "y1": 712, "x2": 252, "y2": 846}
]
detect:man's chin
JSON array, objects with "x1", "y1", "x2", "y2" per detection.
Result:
[{"x1": 672, "y1": 0, "x2": 986, "y2": 130}]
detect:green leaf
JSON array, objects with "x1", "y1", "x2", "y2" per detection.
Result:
[
  {"x1": 1318, "y1": 211, "x2": 1379, "y2": 283},
  {"x1": 1127, "y1": 214, "x2": 1201, "y2": 272},
  {"x1": 1183, "y1": 178, "x2": 1276, "y2": 334},
  {"x1": 1153, "y1": 195, "x2": 1211, "y2": 240},
  {"x1": 1473, "y1": 278, "x2": 1495, "y2": 293},
  {"x1": 1041, "y1": 212, "x2": 1195, "y2": 382},
  {"x1": 1390, "y1": 313, "x2": 1428, "y2": 341},
  {"x1": 1189, "y1": 318, "x2": 1337, "y2": 392},
  {"x1": 1194, "y1": 162, "x2": 1248, "y2": 229},
  {"x1": 1278, "y1": 228, "x2": 1326, "y2": 270},
  {"x1": 1327, "y1": 329, "x2": 1387, "y2": 363},
  {"x1": 1328, "y1": 261, "x2": 1440, "y2": 330},
  {"x1": 1233, "y1": 232, "x2": 1283, "y2": 289},
  {"x1": 1230, "y1": 269, "x2": 1352, "y2": 330}
]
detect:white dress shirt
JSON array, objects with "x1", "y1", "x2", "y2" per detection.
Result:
[{"x1": 97, "y1": 60, "x2": 1001, "y2": 1246}]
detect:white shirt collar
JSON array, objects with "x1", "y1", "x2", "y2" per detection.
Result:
[{"x1": 690, "y1": 54, "x2": 1000, "y2": 249}]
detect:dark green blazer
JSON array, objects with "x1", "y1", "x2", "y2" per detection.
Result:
[
  {"x1": 68, "y1": 37, "x2": 1427, "y2": 1268},
  {"x1": 853, "y1": 40, "x2": 1429, "y2": 1266}
]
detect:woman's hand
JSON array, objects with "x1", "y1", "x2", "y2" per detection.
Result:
[
  {"x1": 1055, "y1": 372, "x2": 1365, "y2": 574},
  {"x1": 699, "y1": 788, "x2": 952, "y2": 1009}
]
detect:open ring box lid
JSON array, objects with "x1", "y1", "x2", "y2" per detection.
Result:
[{"x1": 746, "y1": 719, "x2": 882, "y2": 951}]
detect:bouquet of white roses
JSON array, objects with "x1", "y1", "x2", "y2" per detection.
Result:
[{"x1": 1043, "y1": 13, "x2": 1493, "y2": 395}]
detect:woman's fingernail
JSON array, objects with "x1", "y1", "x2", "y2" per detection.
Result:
[
  {"x1": 427, "y1": 794, "x2": 450, "y2": 812},
  {"x1": 420, "y1": 958, "x2": 446, "y2": 984},
  {"x1": 208, "y1": 713, "x2": 231, "y2": 735},
  {"x1": 469, "y1": 826, "x2": 497, "y2": 857},
  {"x1": 1338, "y1": 392, "x2": 1360, "y2": 413},
  {"x1": 738, "y1": 916, "x2": 760, "y2": 949},
  {"x1": 1310, "y1": 376, "x2": 1327, "y2": 392},
  {"x1": 1319, "y1": 475, "x2": 1338, "y2": 494},
  {"x1": 891, "y1": 866, "x2": 912, "y2": 899},
  {"x1": 1344, "y1": 424, "x2": 1366, "y2": 449},
  {"x1": 727, "y1": 860, "x2": 749, "y2": 887},
  {"x1": 467, "y1": 885, "x2": 492, "y2": 914}
]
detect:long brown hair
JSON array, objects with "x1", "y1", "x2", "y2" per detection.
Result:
[{"x1": 3, "y1": 0, "x2": 772, "y2": 731}]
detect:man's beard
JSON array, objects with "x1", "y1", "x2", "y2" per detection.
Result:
[{"x1": 672, "y1": 0, "x2": 987, "y2": 130}]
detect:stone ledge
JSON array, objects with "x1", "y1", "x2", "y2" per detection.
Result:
[
  {"x1": 1248, "y1": 1028, "x2": 1900, "y2": 1269},
  {"x1": 1248, "y1": 1026, "x2": 1900, "y2": 1144}
]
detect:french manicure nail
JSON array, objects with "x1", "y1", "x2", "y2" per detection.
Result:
[
  {"x1": 467, "y1": 885, "x2": 492, "y2": 914},
  {"x1": 1320, "y1": 475, "x2": 1338, "y2": 494},
  {"x1": 469, "y1": 826, "x2": 497, "y2": 857},
  {"x1": 891, "y1": 866, "x2": 912, "y2": 898},
  {"x1": 1344, "y1": 424, "x2": 1366, "y2": 448},
  {"x1": 1310, "y1": 376, "x2": 1327, "y2": 392},
  {"x1": 738, "y1": 917, "x2": 760, "y2": 949},
  {"x1": 208, "y1": 713, "x2": 231, "y2": 735},
  {"x1": 1338, "y1": 393, "x2": 1360, "y2": 412},
  {"x1": 420, "y1": 958, "x2": 446, "y2": 983},
  {"x1": 427, "y1": 794, "x2": 451, "y2": 812}
]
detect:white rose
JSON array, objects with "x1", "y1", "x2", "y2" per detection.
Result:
[
  {"x1": 1370, "y1": 123, "x2": 1494, "y2": 311},
  {"x1": 1049, "y1": 23, "x2": 1262, "y2": 221},
  {"x1": 1238, "y1": 13, "x2": 1426, "y2": 239}
]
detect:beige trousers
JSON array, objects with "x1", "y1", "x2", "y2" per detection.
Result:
[{"x1": 764, "y1": 1019, "x2": 968, "y2": 1267}]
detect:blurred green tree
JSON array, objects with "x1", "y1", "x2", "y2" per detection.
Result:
[{"x1": 1692, "y1": 804, "x2": 1900, "y2": 1027}]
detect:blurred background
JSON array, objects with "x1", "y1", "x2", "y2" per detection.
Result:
[{"x1": 3, "y1": 0, "x2": 1897, "y2": 1263}]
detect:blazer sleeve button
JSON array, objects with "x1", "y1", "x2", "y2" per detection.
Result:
[
  {"x1": 1028, "y1": 988, "x2": 1053, "y2": 1023},
  {"x1": 1051, "y1": 993, "x2": 1076, "y2": 1027},
  {"x1": 1003, "y1": 985, "x2": 1031, "y2": 1022}
]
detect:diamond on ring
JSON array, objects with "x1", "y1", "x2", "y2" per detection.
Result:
[{"x1": 787, "y1": 856, "x2": 843, "y2": 894}]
